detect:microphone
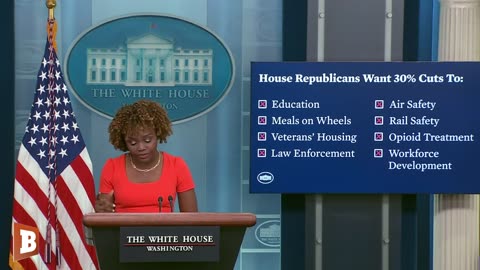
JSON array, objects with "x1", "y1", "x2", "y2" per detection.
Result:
[
  {"x1": 158, "y1": 196, "x2": 163, "y2": 213},
  {"x1": 168, "y1": 195, "x2": 174, "y2": 212}
]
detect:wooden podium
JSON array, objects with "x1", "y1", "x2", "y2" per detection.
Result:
[{"x1": 83, "y1": 212, "x2": 256, "y2": 270}]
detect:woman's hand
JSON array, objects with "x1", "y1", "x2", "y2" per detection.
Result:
[{"x1": 94, "y1": 191, "x2": 115, "y2": 213}]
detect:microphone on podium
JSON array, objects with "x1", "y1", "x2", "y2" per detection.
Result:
[
  {"x1": 158, "y1": 196, "x2": 163, "y2": 213},
  {"x1": 168, "y1": 195, "x2": 174, "y2": 212}
]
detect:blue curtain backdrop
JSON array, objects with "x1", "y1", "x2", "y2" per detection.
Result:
[{"x1": 13, "y1": 0, "x2": 282, "y2": 269}]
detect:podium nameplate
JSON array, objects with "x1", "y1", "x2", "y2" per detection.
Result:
[{"x1": 119, "y1": 226, "x2": 220, "y2": 262}]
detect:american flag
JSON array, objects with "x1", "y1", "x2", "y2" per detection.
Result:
[{"x1": 10, "y1": 22, "x2": 98, "y2": 270}]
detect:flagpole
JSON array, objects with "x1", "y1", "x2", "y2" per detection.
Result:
[
  {"x1": 45, "y1": 0, "x2": 58, "y2": 266},
  {"x1": 46, "y1": 0, "x2": 56, "y2": 20}
]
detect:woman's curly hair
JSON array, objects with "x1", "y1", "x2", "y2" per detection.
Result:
[{"x1": 108, "y1": 100, "x2": 172, "y2": 151}]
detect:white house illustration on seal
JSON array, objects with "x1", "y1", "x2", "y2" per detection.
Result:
[{"x1": 86, "y1": 34, "x2": 213, "y2": 86}]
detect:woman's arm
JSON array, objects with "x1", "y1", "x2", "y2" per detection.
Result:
[{"x1": 178, "y1": 189, "x2": 198, "y2": 212}]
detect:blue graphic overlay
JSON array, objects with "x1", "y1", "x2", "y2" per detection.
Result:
[{"x1": 250, "y1": 62, "x2": 480, "y2": 193}]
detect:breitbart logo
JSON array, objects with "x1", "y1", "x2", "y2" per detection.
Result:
[{"x1": 12, "y1": 222, "x2": 39, "y2": 261}]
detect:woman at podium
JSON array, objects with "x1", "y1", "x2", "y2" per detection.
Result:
[{"x1": 94, "y1": 99, "x2": 198, "y2": 213}]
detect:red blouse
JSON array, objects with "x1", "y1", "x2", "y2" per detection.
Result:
[{"x1": 99, "y1": 152, "x2": 195, "y2": 213}]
